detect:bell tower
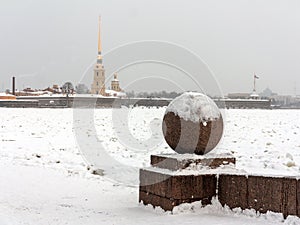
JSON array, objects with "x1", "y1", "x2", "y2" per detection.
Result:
[
  {"x1": 91, "y1": 16, "x2": 106, "y2": 95},
  {"x1": 111, "y1": 73, "x2": 121, "y2": 92}
]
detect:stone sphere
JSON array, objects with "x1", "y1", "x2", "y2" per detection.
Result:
[{"x1": 162, "y1": 92, "x2": 223, "y2": 155}]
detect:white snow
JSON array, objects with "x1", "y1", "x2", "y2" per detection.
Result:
[
  {"x1": 105, "y1": 90, "x2": 126, "y2": 97},
  {"x1": 17, "y1": 93, "x2": 127, "y2": 98},
  {"x1": 0, "y1": 93, "x2": 15, "y2": 97},
  {"x1": 166, "y1": 92, "x2": 221, "y2": 122},
  {"x1": 1, "y1": 108, "x2": 300, "y2": 224}
]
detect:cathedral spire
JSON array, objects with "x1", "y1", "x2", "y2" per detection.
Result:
[
  {"x1": 91, "y1": 16, "x2": 105, "y2": 95},
  {"x1": 97, "y1": 16, "x2": 103, "y2": 64}
]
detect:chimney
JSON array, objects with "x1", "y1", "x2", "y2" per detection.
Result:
[{"x1": 12, "y1": 76, "x2": 15, "y2": 95}]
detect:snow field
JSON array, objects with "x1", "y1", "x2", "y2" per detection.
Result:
[{"x1": 0, "y1": 108, "x2": 300, "y2": 224}]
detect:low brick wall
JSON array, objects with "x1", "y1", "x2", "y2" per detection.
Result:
[
  {"x1": 214, "y1": 99, "x2": 271, "y2": 109},
  {"x1": 218, "y1": 175, "x2": 248, "y2": 210},
  {"x1": 218, "y1": 174, "x2": 298, "y2": 218},
  {"x1": 140, "y1": 167, "x2": 300, "y2": 218},
  {"x1": 9, "y1": 97, "x2": 271, "y2": 109},
  {"x1": 0, "y1": 100, "x2": 39, "y2": 108}
]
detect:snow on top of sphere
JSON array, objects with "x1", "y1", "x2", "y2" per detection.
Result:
[{"x1": 166, "y1": 92, "x2": 221, "y2": 123}]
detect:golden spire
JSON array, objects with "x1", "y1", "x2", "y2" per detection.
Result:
[
  {"x1": 98, "y1": 16, "x2": 102, "y2": 54},
  {"x1": 97, "y1": 16, "x2": 103, "y2": 64}
]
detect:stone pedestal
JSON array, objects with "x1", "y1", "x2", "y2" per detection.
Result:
[
  {"x1": 139, "y1": 169, "x2": 217, "y2": 211},
  {"x1": 151, "y1": 153, "x2": 236, "y2": 171},
  {"x1": 139, "y1": 154, "x2": 235, "y2": 211}
]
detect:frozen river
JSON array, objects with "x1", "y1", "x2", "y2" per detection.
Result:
[{"x1": 0, "y1": 108, "x2": 300, "y2": 225}]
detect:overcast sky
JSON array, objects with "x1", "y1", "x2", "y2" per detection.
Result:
[{"x1": 0, "y1": 0, "x2": 299, "y2": 95}]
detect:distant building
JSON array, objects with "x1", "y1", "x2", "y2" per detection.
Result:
[
  {"x1": 271, "y1": 95, "x2": 300, "y2": 107},
  {"x1": 9, "y1": 84, "x2": 64, "y2": 96},
  {"x1": 91, "y1": 17, "x2": 106, "y2": 95},
  {"x1": 227, "y1": 93, "x2": 250, "y2": 99},
  {"x1": 90, "y1": 17, "x2": 123, "y2": 96},
  {"x1": 0, "y1": 93, "x2": 16, "y2": 100},
  {"x1": 249, "y1": 92, "x2": 259, "y2": 100},
  {"x1": 111, "y1": 73, "x2": 121, "y2": 92},
  {"x1": 260, "y1": 88, "x2": 277, "y2": 98},
  {"x1": 227, "y1": 74, "x2": 263, "y2": 100},
  {"x1": 227, "y1": 92, "x2": 260, "y2": 100}
]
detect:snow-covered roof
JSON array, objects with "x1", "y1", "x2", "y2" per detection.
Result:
[
  {"x1": 0, "y1": 93, "x2": 17, "y2": 101},
  {"x1": 17, "y1": 93, "x2": 65, "y2": 98},
  {"x1": 0, "y1": 93, "x2": 15, "y2": 97},
  {"x1": 250, "y1": 92, "x2": 259, "y2": 97},
  {"x1": 105, "y1": 89, "x2": 126, "y2": 97}
]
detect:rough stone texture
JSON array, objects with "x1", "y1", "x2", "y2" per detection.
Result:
[
  {"x1": 139, "y1": 168, "x2": 217, "y2": 211},
  {"x1": 151, "y1": 154, "x2": 236, "y2": 171},
  {"x1": 151, "y1": 155, "x2": 180, "y2": 170},
  {"x1": 162, "y1": 112, "x2": 223, "y2": 155},
  {"x1": 139, "y1": 169, "x2": 171, "y2": 198},
  {"x1": 282, "y1": 178, "x2": 297, "y2": 217},
  {"x1": 296, "y1": 180, "x2": 300, "y2": 217},
  {"x1": 139, "y1": 191, "x2": 176, "y2": 211},
  {"x1": 248, "y1": 176, "x2": 297, "y2": 218},
  {"x1": 139, "y1": 191, "x2": 205, "y2": 211},
  {"x1": 248, "y1": 176, "x2": 283, "y2": 214},
  {"x1": 218, "y1": 174, "x2": 248, "y2": 210},
  {"x1": 218, "y1": 175, "x2": 298, "y2": 218}
]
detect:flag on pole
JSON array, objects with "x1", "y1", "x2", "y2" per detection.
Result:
[{"x1": 254, "y1": 74, "x2": 259, "y2": 79}]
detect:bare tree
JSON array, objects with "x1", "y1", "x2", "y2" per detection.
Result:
[
  {"x1": 75, "y1": 83, "x2": 89, "y2": 94},
  {"x1": 62, "y1": 82, "x2": 74, "y2": 97}
]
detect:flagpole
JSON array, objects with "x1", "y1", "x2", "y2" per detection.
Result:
[{"x1": 253, "y1": 73, "x2": 256, "y2": 92}]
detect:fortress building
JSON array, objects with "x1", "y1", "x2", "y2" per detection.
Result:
[{"x1": 91, "y1": 17, "x2": 106, "y2": 95}]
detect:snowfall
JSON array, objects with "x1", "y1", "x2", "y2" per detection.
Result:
[{"x1": 1, "y1": 107, "x2": 300, "y2": 225}]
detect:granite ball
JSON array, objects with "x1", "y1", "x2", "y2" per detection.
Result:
[{"x1": 162, "y1": 92, "x2": 223, "y2": 155}]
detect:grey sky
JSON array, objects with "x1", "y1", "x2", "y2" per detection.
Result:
[{"x1": 0, "y1": 0, "x2": 299, "y2": 95}]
